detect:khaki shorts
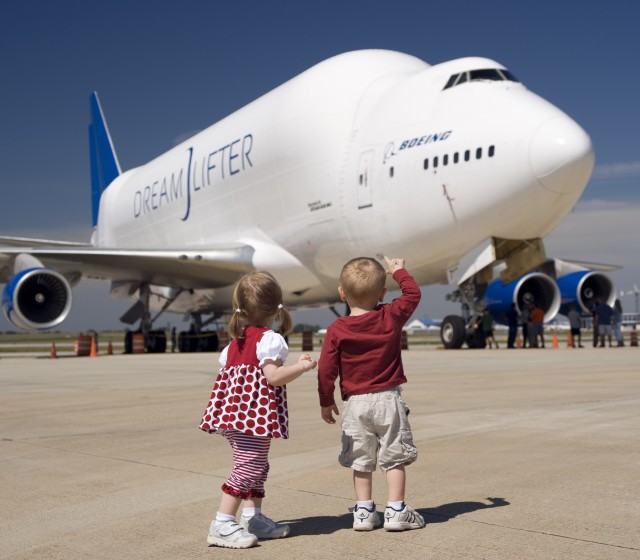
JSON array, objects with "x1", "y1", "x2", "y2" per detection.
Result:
[{"x1": 339, "y1": 387, "x2": 418, "y2": 472}]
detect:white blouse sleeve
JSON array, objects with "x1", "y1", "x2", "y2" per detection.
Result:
[
  {"x1": 218, "y1": 344, "x2": 230, "y2": 368},
  {"x1": 256, "y1": 330, "x2": 289, "y2": 367}
]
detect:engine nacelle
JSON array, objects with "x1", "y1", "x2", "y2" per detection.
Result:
[
  {"x1": 2, "y1": 268, "x2": 72, "y2": 330},
  {"x1": 484, "y1": 272, "x2": 561, "y2": 323},
  {"x1": 556, "y1": 270, "x2": 615, "y2": 315}
]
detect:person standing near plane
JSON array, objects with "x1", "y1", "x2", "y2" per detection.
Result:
[
  {"x1": 199, "y1": 271, "x2": 317, "y2": 549},
  {"x1": 170, "y1": 327, "x2": 177, "y2": 352},
  {"x1": 481, "y1": 308, "x2": 499, "y2": 349},
  {"x1": 595, "y1": 298, "x2": 614, "y2": 347},
  {"x1": 318, "y1": 256, "x2": 425, "y2": 533},
  {"x1": 590, "y1": 303, "x2": 599, "y2": 347},
  {"x1": 567, "y1": 305, "x2": 584, "y2": 348},
  {"x1": 505, "y1": 303, "x2": 519, "y2": 348},
  {"x1": 613, "y1": 299, "x2": 624, "y2": 347},
  {"x1": 530, "y1": 303, "x2": 545, "y2": 348},
  {"x1": 520, "y1": 304, "x2": 530, "y2": 348}
]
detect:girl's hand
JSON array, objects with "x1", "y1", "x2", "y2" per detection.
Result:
[
  {"x1": 298, "y1": 354, "x2": 317, "y2": 372},
  {"x1": 263, "y1": 354, "x2": 316, "y2": 386}
]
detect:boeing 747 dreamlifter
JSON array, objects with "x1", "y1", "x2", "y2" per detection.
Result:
[{"x1": 0, "y1": 49, "x2": 614, "y2": 349}]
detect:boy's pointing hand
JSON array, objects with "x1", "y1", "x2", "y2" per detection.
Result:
[{"x1": 383, "y1": 256, "x2": 405, "y2": 274}]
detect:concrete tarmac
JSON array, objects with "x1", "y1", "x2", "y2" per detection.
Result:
[{"x1": 1, "y1": 346, "x2": 638, "y2": 559}]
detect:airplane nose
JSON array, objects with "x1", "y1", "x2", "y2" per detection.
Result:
[{"x1": 529, "y1": 117, "x2": 595, "y2": 194}]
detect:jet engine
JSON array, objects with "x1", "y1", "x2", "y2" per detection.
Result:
[
  {"x1": 1, "y1": 268, "x2": 72, "y2": 330},
  {"x1": 484, "y1": 271, "x2": 561, "y2": 323},
  {"x1": 556, "y1": 270, "x2": 615, "y2": 315}
]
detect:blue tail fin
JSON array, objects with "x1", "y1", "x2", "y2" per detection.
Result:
[{"x1": 89, "y1": 92, "x2": 121, "y2": 227}]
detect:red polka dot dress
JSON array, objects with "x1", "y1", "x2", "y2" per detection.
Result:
[{"x1": 199, "y1": 326, "x2": 289, "y2": 439}]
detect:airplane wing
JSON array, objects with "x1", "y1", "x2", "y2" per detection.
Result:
[
  {"x1": 0, "y1": 235, "x2": 90, "y2": 248},
  {"x1": 552, "y1": 258, "x2": 622, "y2": 273},
  {"x1": 0, "y1": 240, "x2": 254, "y2": 288}
]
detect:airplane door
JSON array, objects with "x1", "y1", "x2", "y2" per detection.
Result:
[{"x1": 357, "y1": 151, "x2": 374, "y2": 209}]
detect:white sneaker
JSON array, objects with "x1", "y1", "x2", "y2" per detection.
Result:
[
  {"x1": 353, "y1": 504, "x2": 381, "y2": 531},
  {"x1": 383, "y1": 504, "x2": 425, "y2": 531},
  {"x1": 241, "y1": 513, "x2": 290, "y2": 539},
  {"x1": 207, "y1": 520, "x2": 258, "y2": 548}
]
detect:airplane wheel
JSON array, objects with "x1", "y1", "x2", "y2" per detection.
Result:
[
  {"x1": 124, "y1": 331, "x2": 133, "y2": 354},
  {"x1": 178, "y1": 331, "x2": 196, "y2": 352},
  {"x1": 197, "y1": 332, "x2": 219, "y2": 352},
  {"x1": 466, "y1": 325, "x2": 487, "y2": 349},
  {"x1": 440, "y1": 315, "x2": 466, "y2": 349},
  {"x1": 146, "y1": 330, "x2": 167, "y2": 353}
]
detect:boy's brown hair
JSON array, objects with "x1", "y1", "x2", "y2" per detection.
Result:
[{"x1": 339, "y1": 257, "x2": 386, "y2": 305}]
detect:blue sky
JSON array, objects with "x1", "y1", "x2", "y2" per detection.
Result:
[{"x1": 1, "y1": 0, "x2": 639, "y2": 331}]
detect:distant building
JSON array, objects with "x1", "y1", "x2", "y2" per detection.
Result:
[{"x1": 404, "y1": 318, "x2": 441, "y2": 333}]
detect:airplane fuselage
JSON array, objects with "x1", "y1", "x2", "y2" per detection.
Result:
[{"x1": 94, "y1": 50, "x2": 594, "y2": 315}]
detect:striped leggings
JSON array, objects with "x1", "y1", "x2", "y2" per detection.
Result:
[{"x1": 221, "y1": 430, "x2": 271, "y2": 499}]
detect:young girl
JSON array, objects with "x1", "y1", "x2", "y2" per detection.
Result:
[{"x1": 199, "y1": 271, "x2": 316, "y2": 549}]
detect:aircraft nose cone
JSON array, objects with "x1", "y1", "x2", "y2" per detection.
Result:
[{"x1": 530, "y1": 117, "x2": 595, "y2": 194}]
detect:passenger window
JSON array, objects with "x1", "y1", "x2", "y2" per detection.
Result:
[
  {"x1": 464, "y1": 150, "x2": 470, "y2": 162},
  {"x1": 433, "y1": 156, "x2": 439, "y2": 168},
  {"x1": 454, "y1": 152, "x2": 459, "y2": 164},
  {"x1": 476, "y1": 147, "x2": 482, "y2": 159},
  {"x1": 390, "y1": 166, "x2": 394, "y2": 178},
  {"x1": 488, "y1": 145, "x2": 495, "y2": 157},
  {"x1": 443, "y1": 154, "x2": 449, "y2": 166},
  {"x1": 423, "y1": 158, "x2": 429, "y2": 170}
]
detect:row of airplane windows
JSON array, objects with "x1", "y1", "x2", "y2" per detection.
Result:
[
  {"x1": 424, "y1": 144, "x2": 496, "y2": 170},
  {"x1": 389, "y1": 145, "x2": 496, "y2": 177}
]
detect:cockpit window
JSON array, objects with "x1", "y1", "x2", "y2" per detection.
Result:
[
  {"x1": 469, "y1": 69, "x2": 503, "y2": 82},
  {"x1": 444, "y1": 74, "x2": 458, "y2": 89},
  {"x1": 500, "y1": 69, "x2": 519, "y2": 82},
  {"x1": 443, "y1": 68, "x2": 519, "y2": 90}
]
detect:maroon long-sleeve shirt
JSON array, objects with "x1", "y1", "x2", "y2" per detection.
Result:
[{"x1": 317, "y1": 268, "x2": 421, "y2": 407}]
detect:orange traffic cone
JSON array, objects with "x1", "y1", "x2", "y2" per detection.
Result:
[
  {"x1": 50, "y1": 342, "x2": 58, "y2": 359},
  {"x1": 552, "y1": 332, "x2": 558, "y2": 349},
  {"x1": 567, "y1": 331, "x2": 573, "y2": 348},
  {"x1": 90, "y1": 336, "x2": 97, "y2": 357},
  {"x1": 107, "y1": 341, "x2": 113, "y2": 355}
]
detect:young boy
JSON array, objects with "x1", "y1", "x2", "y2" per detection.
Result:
[{"x1": 318, "y1": 256, "x2": 425, "y2": 532}]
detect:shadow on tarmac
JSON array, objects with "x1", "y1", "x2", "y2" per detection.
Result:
[
  {"x1": 420, "y1": 497, "x2": 510, "y2": 523},
  {"x1": 284, "y1": 497, "x2": 509, "y2": 536},
  {"x1": 286, "y1": 513, "x2": 354, "y2": 536}
]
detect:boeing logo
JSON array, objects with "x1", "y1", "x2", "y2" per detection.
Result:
[
  {"x1": 398, "y1": 130, "x2": 452, "y2": 150},
  {"x1": 384, "y1": 130, "x2": 453, "y2": 163},
  {"x1": 133, "y1": 133, "x2": 254, "y2": 221}
]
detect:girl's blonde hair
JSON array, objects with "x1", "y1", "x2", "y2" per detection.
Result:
[{"x1": 228, "y1": 271, "x2": 293, "y2": 339}]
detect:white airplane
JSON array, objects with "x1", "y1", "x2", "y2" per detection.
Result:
[{"x1": 0, "y1": 49, "x2": 612, "y2": 349}]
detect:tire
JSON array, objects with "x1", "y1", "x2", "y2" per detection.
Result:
[
  {"x1": 178, "y1": 331, "x2": 196, "y2": 352},
  {"x1": 197, "y1": 331, "x2": 219, "y2": 352},
  {"x1": 124, "y1": 331, "x2": 133, "y2": 354},
  {"x1": 466, "y1": 325, "x2": 487, "y2": 349},
  {"x1": 440, "y1": 315, "x2": 466, "y2": 349},
  {"x1": 146, "y1": 330, "x2": 167, "y2": 353}
]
